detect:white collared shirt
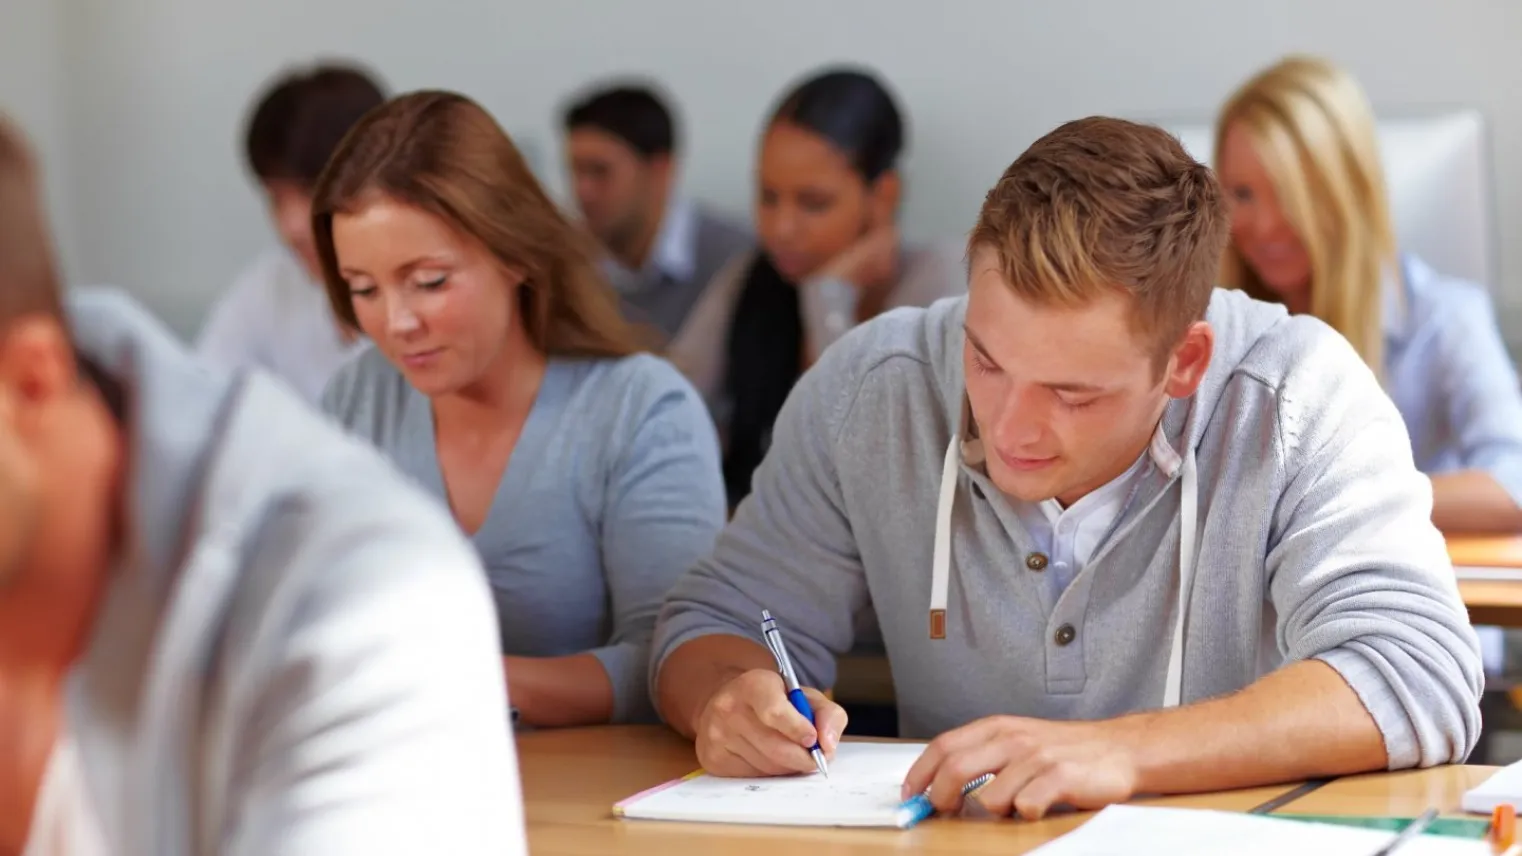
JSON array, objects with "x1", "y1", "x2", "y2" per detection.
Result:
[
  {"x1": 195, "y1": 248, "x2": 368, "y2": 405},
  {"x1": 1012, "y1": 452, "x2": 1150, "y2": 601},
  {"x1": 24, "y1": 734, "x2": 107, "y2": 856},
  {"x1": 602, "y1": 196, "x2": 697, "y2": 292}
]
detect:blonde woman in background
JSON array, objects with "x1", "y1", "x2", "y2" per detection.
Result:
[{"x1": 1216, "y1": 55, "x2": 1522, "y2": 534}]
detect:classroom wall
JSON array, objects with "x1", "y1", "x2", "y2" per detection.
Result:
[{"x1": 31, "y1": 0, "x2": 1522, "y2": 341}]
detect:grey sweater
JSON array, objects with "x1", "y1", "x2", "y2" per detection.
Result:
[
  {"x1": 652, "y1": 289, "x2": 1483, "y2": 768},
  {"x1": 64, "y1": 289, "x2": 525, "y2": 854},
  {"x1": 323, "y1": 348, "x2": 727, "y2": 723}
]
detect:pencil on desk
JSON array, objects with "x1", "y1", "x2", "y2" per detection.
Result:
[{"x1": 1371, "y1": 807, "x2": 1437, "y2": 855}]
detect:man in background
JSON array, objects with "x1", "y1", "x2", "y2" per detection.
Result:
[
  {"x1": 562, "y1": 83, "x2": 748, "y2": 341},
  {"x1": 196, "y1": 62, "x2": 385, "y2": 403},
  {"x1": 0, "y1": 116, "x2": 525, "y2": 854}
]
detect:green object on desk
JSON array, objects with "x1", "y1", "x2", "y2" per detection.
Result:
[{"x1": 1276, "y1": 814, "x2": 1490, "y2": 840}]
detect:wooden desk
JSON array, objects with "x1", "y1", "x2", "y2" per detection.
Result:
[
  {"x1": 1450, "y1": 535, "x2": 1522, "y2": 627},
  {"x1": 519, "y1": 725, "x2": 1498, "y2": 855}
]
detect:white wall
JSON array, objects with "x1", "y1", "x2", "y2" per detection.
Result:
[{"x1": 24, "y1": 0, "x2": 1522, "y2": 340}]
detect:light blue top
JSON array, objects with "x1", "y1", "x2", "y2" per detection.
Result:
[
  {"x1": 1385, "y1": 254, "x2": 1522, "y2": 505},
  {"x1": 322, "y1": 348, "x2": 727, "y2": 723}
]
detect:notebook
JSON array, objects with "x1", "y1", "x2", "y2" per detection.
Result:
[
  {"x1": 1462, "y1": 758, "x2": 1522, "y2": 814},
  {"x1": 1029, "y1": 805, "x2": 1489, "y2": 854},
  {"x1": 613, "y1": 742, "x2": 929, "y2": 828}
]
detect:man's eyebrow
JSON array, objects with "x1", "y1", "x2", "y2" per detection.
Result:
[
  {"x1": 964, "y1": 324, "x2": 1106, "y2": 394},
  {"x1": 963, "y1": 325, "x2": 1001, "y2": 369},
  {"x1": 1042, "y1": 381, "x2": 1106, "y2": 394}
]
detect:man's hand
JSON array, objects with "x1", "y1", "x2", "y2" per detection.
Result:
[
  {"x1": 694, "y1": 669, "x2": 849, "y2": 777},
  {"x1": 901, "y1": 715, "x2": 1141, "y2": 820}
]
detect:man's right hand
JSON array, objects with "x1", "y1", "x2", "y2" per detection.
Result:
[{"x1": 693, "y1": 669, "x2": 850, "y2": 777}]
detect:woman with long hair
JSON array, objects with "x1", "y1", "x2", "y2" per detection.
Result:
[
  {"x1": 315, "y1": 90, "x2": 726, "y2": 727},
  {"x1": 668, "y1": 67, "x2": 965, "y2": 508},
  {"x1": 1216, "y1": 55, "x2": 1522, "y2": 534}
]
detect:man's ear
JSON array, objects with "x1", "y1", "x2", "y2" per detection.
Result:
[
  {"x1": 867, "y1": 171, "x2": 902, "y2": 227},
  {"x1": 1163, "y1": 321, "x2": 1214, "y2": 399},
  {"x1": 646, "y1": 152, "x2": 676, "y2": 194},
  {"x1": 0, "y1": 316, "x2": 77, "y2": 406}
]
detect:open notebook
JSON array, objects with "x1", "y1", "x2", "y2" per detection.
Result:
[{"x1": 614, "y1": 742, "x2": 928, "y2": 828}]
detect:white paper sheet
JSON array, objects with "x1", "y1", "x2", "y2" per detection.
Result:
[
  {"x1": 1463, "y1": 758, "x2": 1522, "y2": 813},
  {"x1": 1029, "y1": 805, "x2": 1488, "y2": 855},
  {"x1": 615, "y1": 742, "x2": 927, "y2": 827}
]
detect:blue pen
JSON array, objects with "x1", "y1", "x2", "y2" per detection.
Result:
[
  {"x1": 895, "y1": 773, "x2": 995, "y2": 828},
  {"x1": 760, "y1": 609, "x2": 829, "y2": 778}
]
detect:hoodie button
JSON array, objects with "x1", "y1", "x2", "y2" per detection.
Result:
[
  {"x1": 1026, "y1": 552, "x2": 1049, "y2": 572},
  {"x1": 1054, "y1": 624, "x2": 1076, "y2": 646}
]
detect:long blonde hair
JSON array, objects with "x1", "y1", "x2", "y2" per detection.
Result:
[{"x1": 1215, "y1": 55, "x2": 1398, "y2": 371}]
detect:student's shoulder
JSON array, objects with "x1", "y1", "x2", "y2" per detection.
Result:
[
  {"x1": 553, "y1": 353, "x2": 721, "y2": 469},
  {"x1": 241, "y1": 434, "x2": 494, "y2": 674},
  {"x1": 832, "y1": 293, "x2": 966, "y2": 377},
  {"x1": 792, "y1": 295, "x2": 967, "y2": 426},
  {"x1": 214, "y1": 374, "x2": 486, "y2": 612},
  {"x1": 1210, "y1": 290, "x2": 1398, "y2": 464},
  {"x1": 1398, "y1": 254, "x2": 1501, "y2": 342},
  {"x1": 561, "y1": 351, "x2": 707, "y2": 421},
  {"x1": 1206, "y1": 288, "x2": 1360, "y2": 391}
]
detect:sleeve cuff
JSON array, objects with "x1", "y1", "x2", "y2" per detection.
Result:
[
  {"x1": 1315, "y1": 646, "x2": 1420, "y2": 769},
  {"x1": 589, "y1": 642, "x2": 655, "y2": 724}
]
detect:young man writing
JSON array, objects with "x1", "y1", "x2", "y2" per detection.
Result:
[
  {"x1": 0, "y1": 118, "x2": 525, "y2": 853},
  {"x1": 651, "y1": 117, "x2": 1482, "y2": 820}
]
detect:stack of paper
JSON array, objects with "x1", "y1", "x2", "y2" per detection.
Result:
[
  {"x1": 1029, "y1": 805, "x2": 1487, "y2": 854},
  {"x1": 1463, "y1": 759, "x2": 1522, "y2": 813}
]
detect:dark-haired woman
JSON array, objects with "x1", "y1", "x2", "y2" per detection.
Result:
[
  {"x1": 668, "y1": 67, "x2": 964, "y2": 507},
  {"x1": 314, "y1": 90, "x2": 727, "y2": 728}
]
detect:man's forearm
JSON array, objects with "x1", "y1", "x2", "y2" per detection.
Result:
[
  {"x1": 1432, "y1": 470, "x2": 1522, "y2": 534},
  {"x1": 655, "y1": 635, "x2": 777, "y2": 738},
  {"x1": 1117, "y1": 659, "x2": 1387, "y2": 795}
]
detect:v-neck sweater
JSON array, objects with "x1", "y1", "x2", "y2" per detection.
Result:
[{"x1": 323, "y1": 348, "x2": 727, "y2": 722}]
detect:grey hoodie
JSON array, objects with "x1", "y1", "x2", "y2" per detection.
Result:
[
  {"x1": 652, "y1": 289, "x2": 1483, "y2": 769},
  {"x1": 60, "y1": 289, "x2": 525, "y2": 854}
]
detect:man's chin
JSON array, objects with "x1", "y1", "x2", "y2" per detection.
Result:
[{"x1": 986, "y1": 468, "x2": 1062, "y2": 504}]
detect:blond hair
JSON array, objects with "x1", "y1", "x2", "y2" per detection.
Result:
[
  {"x1": 1215, "y1": 55, "x2": 1397, "y2": 371},
  {"x1": 969, "y1": 116, "x2": 1229, "y2": 364}
]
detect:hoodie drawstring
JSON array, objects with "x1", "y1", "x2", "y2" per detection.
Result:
[{"x1": 928, "y1": 430, "x2": 1199, "y2": 709}]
